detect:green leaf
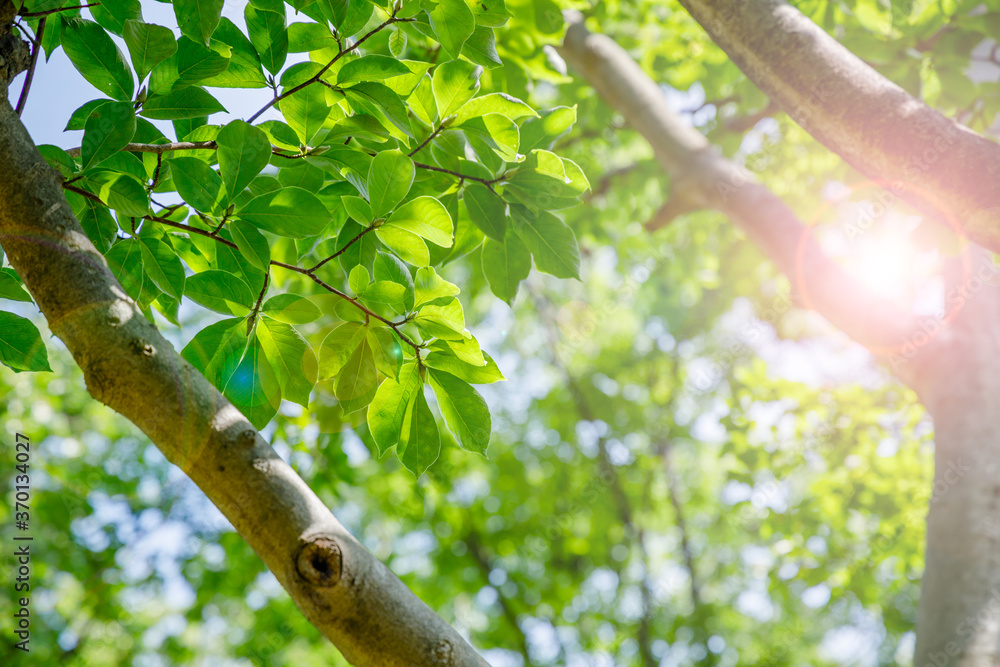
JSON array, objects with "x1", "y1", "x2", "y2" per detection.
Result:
[
  {"x1": 481, "y1": 233, "x2": 530, "y2": 304},
  {"x1": 217, "y1": 120, "x2": 272, "y2": 200},
  {"x1": 462, "y1": 182, "x2": 505, "y2": 242},
  {"x1": 105, "y1": 239, "x2": 144, "y2": 302},
  {"x1": 169, "y1": 157, "x2": 227, "y2": 213},
  {"x1": 519, "y1": 106, "x2": 576, "y2": 153},
  {"x1": 245, "y1": 4, "x2": 287, "y2": 76},
  {"x1": 367, "y1": 361, "x2": 421, "y2": 455},
  {"x1": 123, "y1": 20, "x2": 177, "y2": 83},
  {"x1": 181, "y1": 317, "x2": 247, "y2": 387},
  {"x1": 203, "y1": 18, "x2": 268, "y2": 89},
  {"x1": 261, "y1": 294, "x2": 321, "y2": 324},
  {"x1": 288, "y1": 21, "x2": 337, "y2": 52},
  {"x1": 238, "y1": 187, "x2": 331, "y2": 238},
  {"x1": 224, "y1": 337, "x2": 281, "y2": 429},
  {"x1": 349, "y1": 264, "x2": 370, "y2": 295},
  {"x1": 91, "y1": 0, "x2": 142, "y2": 35},
  {"x1": 141, "y1": 87, "x2": 227, "y2": 120},
  {"x1": 368, "y1": 327, "x2": 402, "y2": 379},
  {"x1": 86, "y1": 171, "x2": 149, "y2": 216},
  {"x1": 463, "y1": 115, "x2": 519, "y2": 162},
  {"x1": 383, "y1": 196, "x2": 454, "y2": 247},
  {"x1": 337, "y1": 55, "x2": 412, "y2": 85},
  {"x1": 174, "y1": 0, "x2": 223, "y2": 46},
  {"x1": 185, "y1": 270, "x2": 255, "y2": 315},
  {"x1": 318, "y1": 321, "x2": 367, "y2": 380},
  {"x1": 138, "y1": 237, "x2": 185, "y2": 300},
  {"x1": 66, "y1": 99, "x2": 110, "y2": 132},
  {"x1": 423, "y1": 344, "x2": 505, "y2": 383},
  {"x1": 375, "y1": 225, "x2": 430, "y2": 267},
  {"x1": 230, "y1": 220, "x2": 271, "y2": 271},
  {"x1": 473, "y1": 0, "x2": 512, "y2": 27},
  {"x1": 409, "y1": 74, "x2": 437, "y2": 125},
  {"x1": 428, "y1": 368, "x2": 490, "y2": 454},
  {"x1": 257, "y1": 317, "x2": 317, "y2": 407},
  {"x1": 510, "y1": 206, "x2": 581, "y2": 279},
  {"x1": 432, "y1": 59, "x2": 481, "y2": 118},
  {"x1": 363, "y1": 281, "x2": 407, "y2": 308},
  {"x1": 280, "y1": 85, "x2": 330, "y2": 145},
  {"x1": 462, "y1": 26, "x2": 503, "y2": 69},
  {"x1": 342, "y1": 195, "x2": 373, "y2": 224},
  {"x1": 414, "y1": 266, "x2": 460, "y2": 307},
  {"x1": 367, "y1": 149, "x2": 415, "y2": 219},
  {"x1": 454, "y1": 92, "x2": 536, "y2": 125},
  {"x1": 414, "y1": 298, "x2": 467, "y2": 340},
  {"x1": 343, "y1": 82, "x2": 413, "y2": 139},
  {"x1": 389, "y1": 27, "x2": 406, "y2": 57},
  {"x1": 0, "y1": 270, "x2": 32, "y2": 303},
  {"x1": 61, "y1": 18, "x2": 135, "y2": 101},
  {"x1": 398, "y1": 386, "x2": 440, "y2": 476},
  {"x1": 427, "y1": 0, "x2": 475, "y2": 59},
  {"x1": 0, "y1": 312, "x2": 51, "y2": 373},
  {"x1": 335, "y1": 335, "x2": 378, "y2": 413},
  {"x1": 150, "y1": 36, "x2": 230, "y2": 93},
  {"x1": 81, "y1": 101, "x2": 136, "y2": 170}
]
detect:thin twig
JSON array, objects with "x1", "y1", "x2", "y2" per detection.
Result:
[
  {"x1": 245, "y1": 15, "x2": 411, "y2": 124},
  {"x1": 306, "y1": 225, "x2": 377, "y2": 273},
  {"x1": 15, "y1": 17, "x2": 44, "y2": 117},
  {"x1": 407, "y1": 122, "x2": 447, "y2": 158},
  {"x1": 144, "y1": 212, "x2": 422, "y2": 354},
  {"x1": 20, "y1": 2, "x2": 99, "y2": 17},
  {"x1": 63, "y1": 183, "x2": 105, "y2": 205}
]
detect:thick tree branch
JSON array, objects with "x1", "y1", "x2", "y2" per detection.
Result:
[
  {"x1": 0, "y1": 76, "x2": 488, "y2": 667},
  {"x1": 559, "y1": 16, "x2": 921, "y2": 356},
  {"x1": 676, "y1": 0, "x2": 1000, "y2": 253}
]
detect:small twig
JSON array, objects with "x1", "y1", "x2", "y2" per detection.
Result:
[
  {"x1": 20, "y1": 2, "x2": 100, "y2": 17},
  {"x1": 246, "y1": 15, "x2": 411, "y2": 124},
  {"x1": 149, "y1": 154, "x2": 163, "y2": 190},
  {"x1": 63, "y1": 183, "x2": 105, "y2": 205},
  {"x1": 306, "y1": 225, "x2": 377, "y2": 272},
  {"x1": 144, "y1": 212, "x2": 422, "y2": 355},
  {"x1": 247, "y1": 271, "x2": 270, "y2": 335},
  {"x1": 407, "y1": 122, "x2": 448, "y2": 157},
  {"x1": 411, "y1": 161, "x2": 504, "y2": 187},
  {"x1": 15, "y1": 17, "x2": 45, "y2": 117}
]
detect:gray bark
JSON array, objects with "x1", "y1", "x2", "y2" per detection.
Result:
[
  {"x1": 0, "y1": 15, "x2": 488, "y2": 667},
  {"x1": 677, "y1": 0, "x2": 1000, "y2": 256}
]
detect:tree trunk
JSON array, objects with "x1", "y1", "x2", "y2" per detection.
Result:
[{"x1": 911, "y1": 265, "x2": 1000, "y2": 666}]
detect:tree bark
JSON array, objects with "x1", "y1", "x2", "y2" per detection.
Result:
[
  {"x1": 561, "y1": 14, "x2": 1000, "y2": 666},
  {"x1": 676, "y1": 0, "x2": 1000, "y2": 255},
  {"x1": 0, "y1": 19, "x2": 488, "y2": 667}
]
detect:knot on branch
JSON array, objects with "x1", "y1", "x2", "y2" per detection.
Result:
[
  {"x1": 296, "y1": 536, "x2": 343, "y2": 588},
  {"x1": 432, "y1": 639, "x2": 454, "y2": 663},
  {"x1": 238, "y1": 428, "x2": 257, "y2": 447}
]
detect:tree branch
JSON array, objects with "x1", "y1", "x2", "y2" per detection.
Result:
[
  {"x1": 559, "y1": 16, "x2": 922, "y2": 355},
  {"x1": 675, "y1": 0, "x2": 1000, "y2": 254},
  {"x1": 13, "y1": 15, "x2": 41, "y2": 116},
  {"x1": 0, "y1": 92, "x2": 488, "y2": 666}
]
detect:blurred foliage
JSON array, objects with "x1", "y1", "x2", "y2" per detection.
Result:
[{"x1": 7, "y1": 0, "x2": 992, "y2": 663}]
